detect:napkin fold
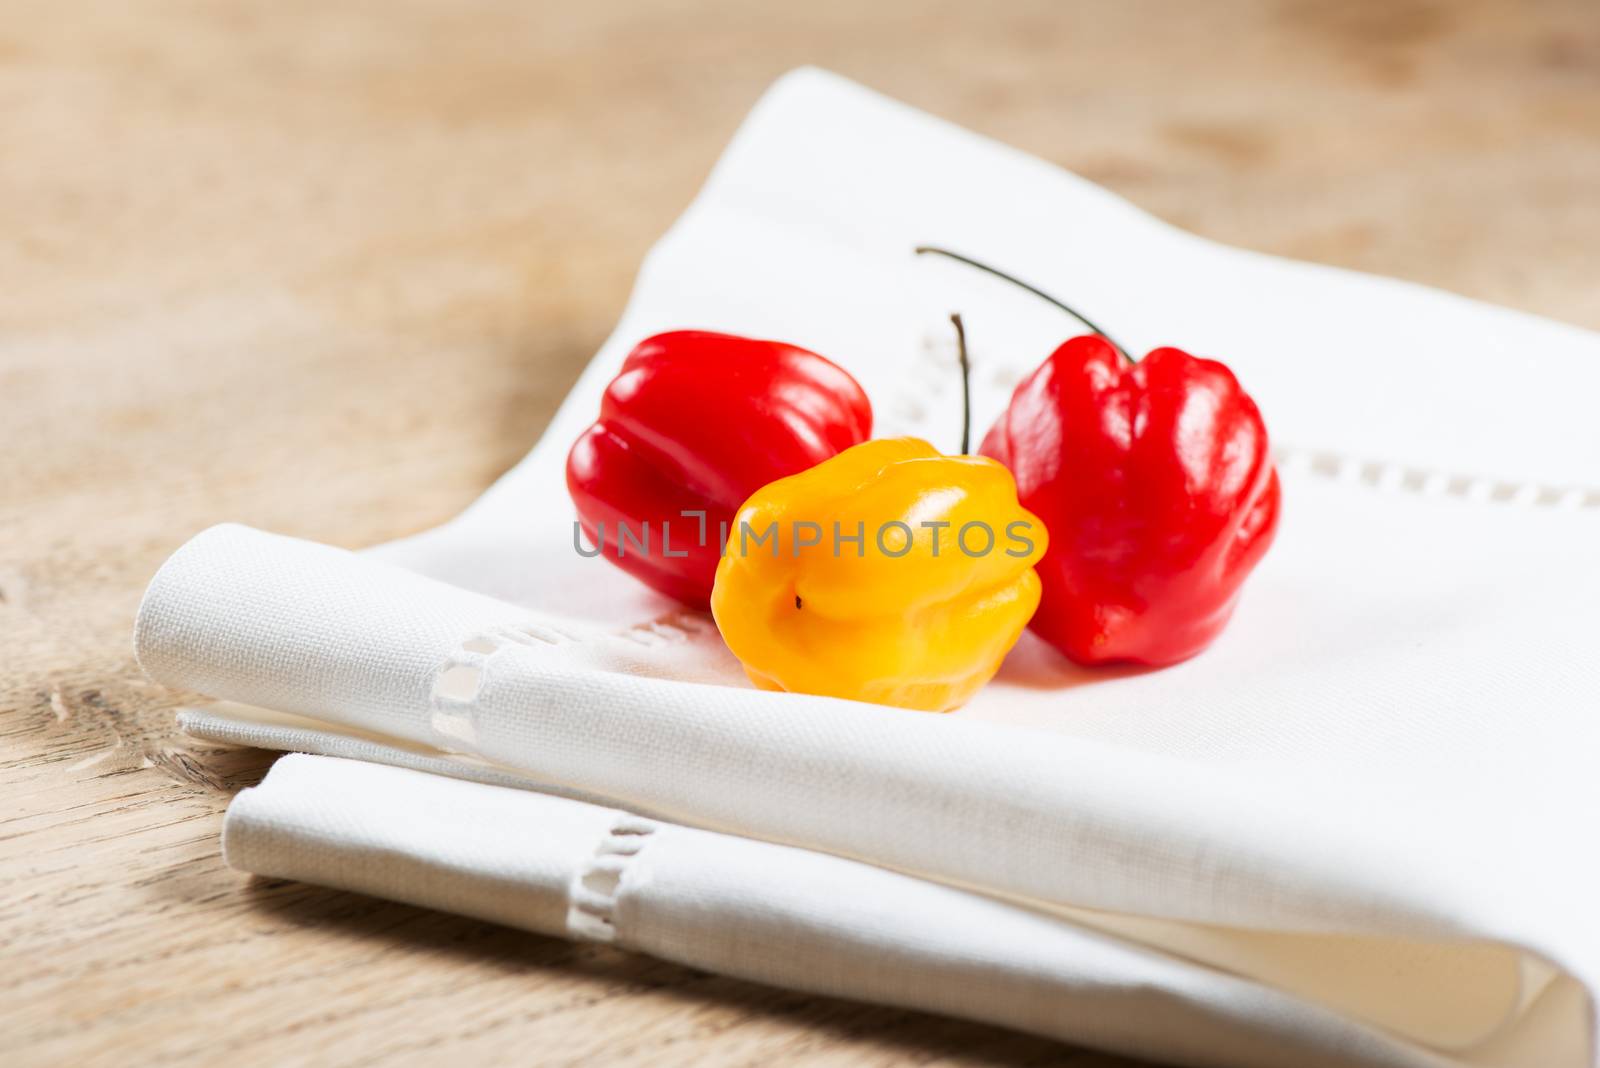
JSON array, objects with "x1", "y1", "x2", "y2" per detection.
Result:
[
  {"x1": 136, "y1": 69, "x2": 1600, "y2": 1068},
  {"x1": 229, "y1": 753, "x2": 1579, "y2": 1068}
]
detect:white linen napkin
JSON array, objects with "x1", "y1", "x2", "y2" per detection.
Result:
[
  {"x1": 135, "y1": 69, "x2": 1600, "y2": 1068},
  {"x1": 230, "y1": 752, "x2": 1573, "y2": 1068}
]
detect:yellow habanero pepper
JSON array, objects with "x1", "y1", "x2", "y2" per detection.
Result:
[{"x1": 710, "y1": 438, "x2": 1047, "y2": 712}]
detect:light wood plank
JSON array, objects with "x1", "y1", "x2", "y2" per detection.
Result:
[{"x1": 3, "y1": 1, "x2": 1596, "y2": 1064}]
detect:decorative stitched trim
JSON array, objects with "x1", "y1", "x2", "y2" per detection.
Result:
[
  {"x1": 1275, "y1": 448, "x2": 1600, "y2": 509},
  {"x1": 567, "y1": 813, "x2": 658, "y2": 944},
  {"x1": 427, "y1": 612, "x2": 716, "y2": 747},
  {"x1": 901, "y1": 328, "x2": 1598, "y2": 510},
  {"x1": 428, "y1": 623, "x2": 577, "y2": 747},
  {"x1": 423, "y1": 625, "x2": 665, "y2": 940},
  {"x1": 618, "y1": 610, "x2": 715, "y2": 647}
]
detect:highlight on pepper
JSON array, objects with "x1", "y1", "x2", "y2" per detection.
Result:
[{"x1": 709, "y1": 438, "x2": 1047, "y2": 713}]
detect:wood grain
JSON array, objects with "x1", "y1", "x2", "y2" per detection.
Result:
[{"x1": 2, "y1": 1, "x2": 1596, "y2": 1064}]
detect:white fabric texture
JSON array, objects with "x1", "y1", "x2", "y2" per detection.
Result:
[
  {"x1": 229, "y1": 753, "x2": 1576, "y2": 1068},
  {"x1": 134, "y1": 69, "x2": 1600, "y2": 1068}
]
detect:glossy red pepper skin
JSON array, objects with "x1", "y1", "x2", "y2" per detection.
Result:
[
  {"x1": 567, "y1": 330, "x2": 872, "y2": 608},
  {"x1": 980, "y1": 336, "x2": 1280, "y2": 666}
]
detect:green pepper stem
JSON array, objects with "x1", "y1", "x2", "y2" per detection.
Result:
[
  {"x1": 950, "y1": 312, "x2": 971, "y2": 455},
  {"x1": 915, "y1": 245, "x2": 1133, "y2": 362}
]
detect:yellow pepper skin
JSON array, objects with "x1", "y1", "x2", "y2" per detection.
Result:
[{"x1": 710, "y1": 438, "x2": 1047, "y2": 712}]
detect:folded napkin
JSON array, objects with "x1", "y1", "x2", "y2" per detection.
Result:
[
  {"x1": 135, "y1": 69, "x2": 1600, "y2": 1068},
  {"x1": 231, "y1": 752, "x2": 1563, "y2": 1068}
]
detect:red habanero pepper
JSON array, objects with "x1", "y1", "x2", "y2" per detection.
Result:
[
  {"x1": 982, "y1": 336, "x2": 1279, "y2": 665},
  {"x1": 566, "y1": 330, "x2": 872, "y2": 608},
  {"x1": 918, "y1": 247, "x2": 1280, "y2": 666}
]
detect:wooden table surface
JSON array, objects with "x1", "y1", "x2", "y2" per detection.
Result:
[{"x1": 3, "y1": 2, "x2": 1596, "y2": 1065}]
